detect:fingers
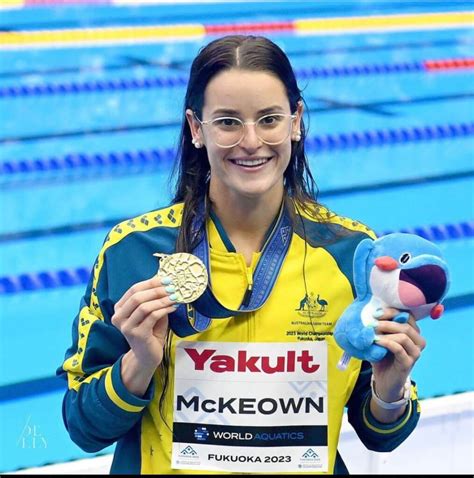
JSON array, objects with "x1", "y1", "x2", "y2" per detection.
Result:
[
  {"x1": 115, "y1": 275, "x2": 169, "y2": 310},
  {"x1": 375, "y1": 308, "x2": 420, "y2": 330},
  {"x1": 376, "y1": 307, "x2": 407, "y2": 320},
  {"x1": 374, "y1": 333, "x2": 422, "y2": 367},
  {"x1": 124, "y1": 303, "x2": 176, "y2": 338},
  {"x1": 114, "y1": 275, "x2": 173, "y2": 313},
  {"x1": 124, "y1": 297, "x2": 177, "y2": 331},
  {"x1": 112, "y1": 275, "x2": 177, "y2": 330},
  {"x1": 376, "y1": 315, "x2": 424, "y2": 345},
  {"x1": 115, "y1": 286, "x2": 171, "y2": 322},
  {"x1": 374, "y1": 314, "x2": 426, "y2": 368}
]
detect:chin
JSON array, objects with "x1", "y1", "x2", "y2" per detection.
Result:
[
  {"x1": 236, "y1": 183, "x2": 276, "y2": 199},
  {"x1": 249, "y1": 173, "x2": 283, "y2": 189}
]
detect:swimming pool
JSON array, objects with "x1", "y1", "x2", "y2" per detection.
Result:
[{"x1": 0, "y1": 1, "x2": 473, "y2": 472}]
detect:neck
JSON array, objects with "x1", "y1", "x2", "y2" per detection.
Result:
[{"x1": 208, "y1": 185, "x2": 284, "y2": 247}]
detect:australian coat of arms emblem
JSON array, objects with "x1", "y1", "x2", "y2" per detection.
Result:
[{"x1": 296, "y1": 292, "x2": 328, "y2": 318}]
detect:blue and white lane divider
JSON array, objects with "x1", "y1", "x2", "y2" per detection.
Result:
[
  {"x1": 2, "y1": 122, "x2": 473, "y2": 177},
  {"x1": 0, "y1": 221, "x2": 472, "y2": 294},
  {"x1": 0, "y1": 62, "x2": 427, "y2": 98}
]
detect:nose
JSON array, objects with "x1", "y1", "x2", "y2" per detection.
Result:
[{"x1": 238, "y1": 123, "x2": 263, "y2": 152}]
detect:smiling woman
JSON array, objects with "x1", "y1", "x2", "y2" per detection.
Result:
[{"x1": 57, "y1": 35, "x2": 424, "y2": 475}]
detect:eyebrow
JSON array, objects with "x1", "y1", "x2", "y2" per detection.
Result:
[{"x1": 211, "y1": 105, "x2": 286, "y2": 116}]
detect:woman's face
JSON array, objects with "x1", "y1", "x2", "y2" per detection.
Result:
[{"x1": 186, "y1": 68, "x2": 302, "y2": 204}]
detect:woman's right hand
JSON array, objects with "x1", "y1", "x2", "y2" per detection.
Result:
[{"x1": 111, "y1": 275, "x2": 178, "y2": 371}]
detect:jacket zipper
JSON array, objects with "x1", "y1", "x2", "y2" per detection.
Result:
[{"x1": 242, "y1": 267, "x2": 254, "y2": 307}]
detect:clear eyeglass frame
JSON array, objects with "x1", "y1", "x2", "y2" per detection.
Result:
[{"x1": 193, "y1": 112, "x2": 298, "y2": 148}]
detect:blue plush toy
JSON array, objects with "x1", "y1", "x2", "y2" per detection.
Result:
[{"x1": 334, "y1": 233, "x2": 450, "y2": 370}]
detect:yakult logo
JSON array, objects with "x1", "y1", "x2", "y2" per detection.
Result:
[{"x1": 184, "y1": 348, "x2": 320, "y2": 374}]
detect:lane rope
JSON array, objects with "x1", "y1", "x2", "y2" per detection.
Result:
[
  {"x1": 2, "y1": 122, "x2": 473, "y2": 178},
  {"x1": 1, "y1": 58, "x2": 473, "y2": 98},
  {"x1": 1, "y1": 11, "x2": 473, "y2": 46},
  {"x1": 0, "y1": 220, "x2": 472, "y2": 294}
]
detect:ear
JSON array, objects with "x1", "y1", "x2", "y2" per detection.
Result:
[
  {"x1": 293, "y1": 100, "x2": 304, "y2": 137},
  {"x1": 185, "y1": 108, "x2": 203, "y2": 145},
  {"x1": 353, "y1": 238, "x2": 375, "y2": 299}
]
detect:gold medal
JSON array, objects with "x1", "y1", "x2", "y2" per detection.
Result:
[{"x1": 154, "y1": 252, "x2": 208, "y2": 304}]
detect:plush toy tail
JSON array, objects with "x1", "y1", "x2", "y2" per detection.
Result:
[{"x1": 337, "y1": 351, "x2": 351, "y2": 371}]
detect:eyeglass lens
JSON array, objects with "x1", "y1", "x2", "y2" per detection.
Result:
[{"x1": 209, "y1": 114, "x2": 293, "y2": 147}]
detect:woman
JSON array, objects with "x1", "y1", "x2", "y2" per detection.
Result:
[{"x1": 57, "y1": 35, "x2": 425, "y2": 475}]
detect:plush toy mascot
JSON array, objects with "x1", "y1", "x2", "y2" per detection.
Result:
[{"x1": 335, "y1": 233, "x2": 450, "y2": 370}]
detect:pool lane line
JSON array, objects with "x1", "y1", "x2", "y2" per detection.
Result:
[
  {"x1": 0, "y1": 23, "x2": 207, "y2": 49},
  {"x1": 2, "y1": 58, "x2": 474, "y2": 98},
  {"x1": 0, "y1": 0, "x2": 23, "y2": 9},
  {"x1": 1, "y1": 169, "x2": 473, "y2": 240},
  {"x1": 0, "y1": 282, "x2": 471, "y2": 406},
  {"x1": 2, "y1": 119, "x2": 472, "y2": 154},
  {"x1": 1, "y1": 172, "x2": 473, "y2": 244},
  {"x1": 2, "y1": 158, "x2": 473, "y2": 193},
  {"x1": 1, "y1": 1, "x2": 471, "y2": 24},
  {"x1": 1, "y1": 141, "x2": 473, "y2": 192},
  {"x1": 1, "y1": 92, "x2": 472, "y2": 151},
  {"x1": 2, "y1": 38, "x2": 472, "y2": 80},
  {"x1": 0, "y1": 220, "x2": 473, "y2": 295},
  {"x1": 293, "y1": 11, "x2": 474, "y2": 35},
  {"x1": 0, "y1": 217, "x2": 123, "y2": 242},
  {"x1": 0, "y1": 11, "x2": 472, "y2": 49},
  {"x1": 425, "y1": 58, "x2": 474, "y2": 70}
]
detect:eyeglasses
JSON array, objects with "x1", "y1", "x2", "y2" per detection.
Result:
[{"x1": 194, "y1": 112, "x2": 297, "y2": 148}]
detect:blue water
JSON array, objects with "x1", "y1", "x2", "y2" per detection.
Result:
[{"x1": 1, "y1": 1, "x2": 473, "y2": 473}]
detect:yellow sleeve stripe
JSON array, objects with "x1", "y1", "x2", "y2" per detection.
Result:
[
  {"x1": 294, "y1": 201, "x2": 376, "y2": 238},
  {"x1": 104, "y1": 367, "x2": 145, "y2": 413},
  {"x1": 62, "y1": 306, "x2": 100, "y2": 380},
  {"x1": 66, "y1": 365, "x2": 110, "y2": 392},
  {"x1": 362, "y1": 392, "x2": 414, "y2": 434}
]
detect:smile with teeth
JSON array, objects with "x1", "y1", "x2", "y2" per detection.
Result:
[{"x1": 230, "y1": 157, "x2": 272, "y2": 168}]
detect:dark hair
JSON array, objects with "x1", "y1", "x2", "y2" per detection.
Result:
[{"x1": 171, "y1": 34, "x2": 323, "y2": 252}]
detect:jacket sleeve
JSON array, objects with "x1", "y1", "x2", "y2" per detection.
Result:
[
  {"x1": 55, "y1": 240, "x2": 156, "y2": 453},
  {"x1": 346, "y1": 361, "x2": 420, "y2": 452}
]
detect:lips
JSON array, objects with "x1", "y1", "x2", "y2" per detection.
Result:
[{"x1": 398, "y1": 265, "x2": 447, "y2": 306}]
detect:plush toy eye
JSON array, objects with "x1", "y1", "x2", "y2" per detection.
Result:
[{"x1": 400, "y1": 253, "x2": 411, "y2": 264}]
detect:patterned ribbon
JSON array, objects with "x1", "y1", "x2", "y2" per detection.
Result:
[{"x1": 168, "y1": 201, "x2": 293, "y2": 337}]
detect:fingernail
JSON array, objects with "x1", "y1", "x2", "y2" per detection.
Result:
[
  {"x1": 374, "y1": 334, "x2": 382, "y2": 342},
  {"x1": 169, "y1": 293, "x2": 178, "y2": 301},
  {"x1": 366, "y1": 318, "x2": 378, "y2": 328},
  {"x1": 172, "y1": 304, "x2": 180, "y2": 309},
  {"x1": 161, "y1": 277, "x2": 172, "y2": 285},
  {"x1": 165, "y1": 285, "x2": 176, "y2": 293},
  {"x1": 373, "y1": 308, "x2": 384, "y2": 319}
]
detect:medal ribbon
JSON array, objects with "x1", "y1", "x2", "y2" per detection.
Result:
[{"x1": 168, "y1": 201, "x2": 293, "y2": 337}]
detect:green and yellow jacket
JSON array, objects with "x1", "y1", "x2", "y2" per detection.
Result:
[{"x1": 57, "y1": 202, "x2": 420, "y2": 474}]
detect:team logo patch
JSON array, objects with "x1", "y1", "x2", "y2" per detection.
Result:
[{"x1": 295, "y1": 292, "x2": 328, "y2": 318}]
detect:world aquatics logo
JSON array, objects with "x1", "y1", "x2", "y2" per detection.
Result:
[{"x1": 194, "y1": 427, "x2": 209, "y2": 441}]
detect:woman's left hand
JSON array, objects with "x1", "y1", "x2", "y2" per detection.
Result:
[{"x1": 371, "y1": 307, "x2": 427, "y2": 403}]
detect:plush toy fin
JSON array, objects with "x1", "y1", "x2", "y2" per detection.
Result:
[
  {"x1": 353, "y1": 238, "x2": 374, "y2": 299},
  {"x1": 430, "y1": 304, "x2": 444, "y2": 319}
]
